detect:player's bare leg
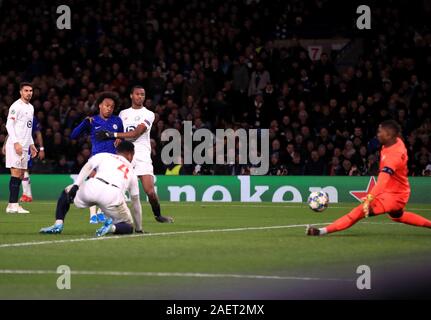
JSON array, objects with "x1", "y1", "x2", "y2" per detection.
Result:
[
  {"x1": 140, "y1": 175, "x2": 173, "y2": 223},
  {"x1": 88, "y1": 206, "x2": 106, "y2": 224},
  {"x1": 89, "y1": 205, "x2": 98, "y2": 223},
  {"x1": 96, "y1": 207, "x2": 106, "y2": 222},
  {"x1": 87, "y1": 170, "x2": 105, "y2": 224},
  {"x1": 7, "y1": 168, "x2": 29, "y2": 214}
]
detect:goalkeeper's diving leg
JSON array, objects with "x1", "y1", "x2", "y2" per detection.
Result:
[{"x1": 306, "y1": 196, "x2": 431, "y2": 236}]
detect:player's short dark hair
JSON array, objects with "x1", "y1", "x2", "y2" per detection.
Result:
[
  {"x1": 96, "y1": 91, "x2": 120, "y2": 108},
  {"x1": 130, "y1": 85, "x2": 145, "y2": 94},
  {"x1": 116, "y1": 141, "x2": 135, "y2": 154},
  {"x1": 20, "y1": 82, "x2": 33, "y2": 90},
  {"x1": 380, "y1": 120, "x2": 401, "y2": 136}
]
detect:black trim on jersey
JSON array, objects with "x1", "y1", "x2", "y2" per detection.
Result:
[{"x1": 381, "y1": 166, "x2": 395, "y2": 175}]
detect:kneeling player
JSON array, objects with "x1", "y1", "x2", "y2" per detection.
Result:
[
  {"x1": 40, "y1": 141, "x2": 143, "y2": 237},
  {"x1": 307, "y1": 120, "x2": 431, "y2": 236}
]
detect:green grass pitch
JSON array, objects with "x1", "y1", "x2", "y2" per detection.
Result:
[{"x1": 0, "y1": 201, "x2": 430, "y2": 299}]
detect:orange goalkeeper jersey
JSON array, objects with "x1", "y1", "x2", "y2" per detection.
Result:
[{"x1": 373, "y1": 137, "x2": 410, "y2": 199}]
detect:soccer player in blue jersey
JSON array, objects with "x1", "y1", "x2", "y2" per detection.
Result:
[{"x1": 71, "y1": 91, "x2": 124, "y2": 224}]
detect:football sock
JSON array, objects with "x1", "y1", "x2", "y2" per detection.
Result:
[
  {"x1": 55, "y1": 190, "x2": 70, "y2": 221},
  {"x1": 9, "y1": 176, "x2": 21, "y2": 203},
  {"x1": 22, "y1": 171, "x2": 32, "y2": 197},
  {"x1": 390, "y1": 211, "x2": 431, "y2": 228},
  {"x1": 318, "y1": 228, "x2": 328, "y2": 235},
  {"x1": 324, "y1": 205, "x2": 365, "y2": 234},
  {"x1": 113, "y1": 222, "x2": 133, "y2": 234}
]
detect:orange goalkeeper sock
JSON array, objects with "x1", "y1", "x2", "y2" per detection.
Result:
[
  {"x1": 322, "y1": 205, "x2": 365, "y2": 234},
  {"x1": 391, "y1": 211, "x2": 431, "y2": 228}
]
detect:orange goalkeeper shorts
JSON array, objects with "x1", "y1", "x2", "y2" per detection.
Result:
[{"x1": 370, "y1": 193, "x2": 410, "y2": 215}]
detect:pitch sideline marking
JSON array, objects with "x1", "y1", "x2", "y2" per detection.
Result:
[{"x1": 0, "y1": 269, "x2": 354, "y2": 282}]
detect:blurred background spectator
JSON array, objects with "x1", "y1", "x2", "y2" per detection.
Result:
[{"x1": 0, "y1": 0, "x2": 430, "y2": 176}]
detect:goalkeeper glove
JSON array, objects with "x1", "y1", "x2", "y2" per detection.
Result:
[{"x1": 362, "y1": 194, "x2": 374, "y2": 217}]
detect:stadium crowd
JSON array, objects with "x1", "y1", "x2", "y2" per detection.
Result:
[{"x1": 0, "y1": 0, "x2": 430, "y2": 176}]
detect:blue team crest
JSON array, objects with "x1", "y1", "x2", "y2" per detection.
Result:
[{"x1": 113, "y1": 124, "x2": 118, "y2": 130}]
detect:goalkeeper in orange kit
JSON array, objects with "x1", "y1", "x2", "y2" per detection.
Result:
[{"x1": 307, "y1": 120, "x2": 431, "y2": 236}]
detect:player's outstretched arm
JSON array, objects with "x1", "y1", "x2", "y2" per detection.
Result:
[
  {"x1": 35, "y1": 131, "x2": 45, "y2": 160},
  {"x1": 64, "y1": 162, "x2": 94, "y2": 203},
  {"x1": 117, "y1": 123, "x2": 147, "y2": 139},
  {"x1": 74, "y1": 162, "x2": 95, "y2": 187},
  {"x1": 29, "y1": 144, "x2": 38, "y2": 158},
  {"x1": 369, "y1": 170, "x2": 392, "y2": 198},
  {"x1": 96, "y1": 124, "x2": 147, "y2": 141},
  {"x1": 1, "y1": 135, "x2": 8, "y2": 155},
  {"x1": 6, "y1": 113, "x2": 24, "y2": 156},
  {"x1": 6, "y1": 112, "x2": 20, "y2": 146},
  {"x1": 70, "y1": 117, "x2": 92, "y2": 139},
  {"x1": 363, "y1": 170, "x2": 392, "y2": 216}
]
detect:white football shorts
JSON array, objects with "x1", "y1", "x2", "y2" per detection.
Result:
[
  {"x1": 132, "y1": 152, "x2": 154, "y2": 177},
  {"x1": 73, "y1": 178, "x2": 133, "y2": 225},
  {"x1": 5, "y1": 143, "x2": 29, "y2": 169}
]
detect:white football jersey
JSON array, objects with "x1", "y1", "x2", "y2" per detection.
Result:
[
  {"x1": 119, "y1": 107, "x2": 154, "y2": 162},
  {"x1": 87, "y1": 153, "x2": 140, "y2": 197},
  {"x1": 6, "y1": 99, "x2": 34, "y2": 148}
]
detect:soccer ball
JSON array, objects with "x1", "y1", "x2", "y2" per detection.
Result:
[{"x1": 307, "y1": 191, "x2": 329, "y2": 212}]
